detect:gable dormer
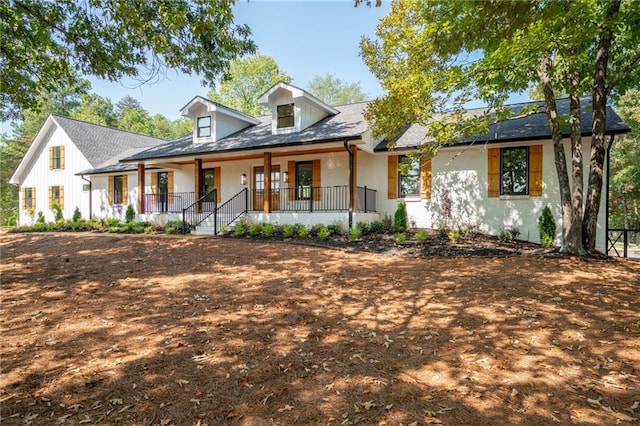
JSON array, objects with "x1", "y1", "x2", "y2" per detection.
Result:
[
  {"x1": 180, "y1": 96, "x2": 259, "y2": 143},
  {"x1": 258, "y1": 82, "x2": 339, "y2": 135}
]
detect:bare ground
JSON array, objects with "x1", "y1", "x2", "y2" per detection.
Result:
[{"x1": 1, "y1": 232, "x2": 639, "y2": 426}]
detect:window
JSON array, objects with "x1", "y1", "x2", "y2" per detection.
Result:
[
  {"x1": 50, "y1": 146, "x2": 64, "y2": 169},
  {"x1": 277, "y1": 103, "x2": 294, "y2": 128},
  {"x1": 197, "y1": 116, "x2": 211, "y2": 138},
  {"x1": 398, "y1": 155, "x2": 420, "y2": 196},
  {"x1": 23, "y1": 187, "x2": 35, "y2": 210},
  {"x1": 501, "y1": 147, "x2": 529, "y2": 195},
  {"x1": 49, "y1": 185, "x2": 63, "y2": 209},
  {"x1": 202, "y1": 168, "x2": 216, "y2": 202},
  {"x1": 113, "y1": 175, "x2": 124, "y2": 204},
  {"x1": 295, "y1": 161, "x2": 313, "y2": 199}
]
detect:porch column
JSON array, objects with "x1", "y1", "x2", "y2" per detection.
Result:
[
  {"x1": 137, "y1": 163, "x2": 145, "y2": 214},
  {"x1": 194, "y1": 159, "x2": 202, "y2": 213},
  {"x1": 351, "y1": 146, "x2": 358, "y2": 212},
  {"x1": 263, "y1": 152, "x2": 272, "y2": 213}
]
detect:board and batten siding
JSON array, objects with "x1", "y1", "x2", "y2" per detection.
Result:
[{"x1": 17, "y1": 124, "x2": 93, "y2": 224}]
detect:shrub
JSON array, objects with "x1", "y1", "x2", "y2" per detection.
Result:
[
  {"x1": 263, "y1": 222, "x2": 274, "y2": 237},
  {"x1": 234, "y1": 221, "x2": 247, "y2": 236},
  {"x1": 327, "y1": 223, "x2": 344, "y2": 236},
  {"x1": 349, "y1": 226, "x2": 361, "y2": 241},
  {"x1": 297, "y1": 225, "x2": 309, "y2": 238},
  {"x1": 356, "y1": 221, "x2": 370, "y2": 236},
  {"x1": 538, "y1": 205, "x2": 556, "y2": 248},
  {"x1": 72, "y1": 207, "x2": 82, "y2": 222},
  {"x1": 36, "y1": 211, "x2": 45, "y2": 223},
  {"x1": 448, "y1": 229, "x2": 460, "y2": 243},
  {"x1": 436, "y1": 221, "x2": 449, "y2": 238},
  {"x1": 498, "y1": 227, "x2": 521, "y2": 242},
  {"x1": 381, "y1": 215, "x2": 393, "y2": 231},
  {"x1": 395, "y1": 232, "x2": 407, "y2": 244},
  {"x1": 52, "y1": 204, "x2": 63, "y2": 221},
  {"x1": 248, "y1": 223, "x2": 263, "y2": 236},
  {"x1": 125, "y1": 205, "x2": 135, "y2": 223},
  {"x1": 165, "y1": 220, "x2": 186, "y2": 234},
  {"x1": 393, "y1": 202, "x2": 408, "y2": 232},
  {"x1": 105, "y1": 218, "x2": 120, "y2": 227},
  {"x1": 219, "y1": 225, "x2": 229, "y2": 235},
  {"x1": 368, "y1": 221, "x2": 386, "y2": 234},
  {"x1": 415, "y1": 229, "x2": 428, "y2": 243},
  {"x1": 282, "y1": 224, "x2": 295, "y2": 238},
  {"x1": 310, "y1": 224, "x2": 325, "y2": 237},
  {"x1": 317, "y1": 226, "x2": 331, "y2": 240}
]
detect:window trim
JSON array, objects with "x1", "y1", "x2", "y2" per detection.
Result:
[
  {"x1": 113, "y1": 175, "x2": 124, "y2": 205},
  {"x1": 398, "y1": 155, "x2": 420, "y2": 197},
  {"x1": 49, "y1": 185, "x2": 63, "y2": 209},
  {"x1": 24, "y1": 187, "x2": 34, "y2": 209},
  {"x1": 51, "y1": 146, "x2": 62, "y2": 169},
  {"x1": 197, "y1": 116, "x2": 212, "y2": 138},
  {"x1": 500, "y1": 146, "x2": 530, "y2": 196},
  {"x1": 276, "y1": 103, "x2": 295, "y2": 129}
]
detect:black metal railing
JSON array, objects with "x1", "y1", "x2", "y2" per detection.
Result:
[
  {"x1": 144, "y1": 192, "x2": 196, "y2": 213},
  {"x1": 357, "y1": 186, "x2": 377, "y2": 213},
  {"x1": 181, "y1": 189, "x2": 217, "y2": 234},
  {"x1": 249, "y1": 185, "x2": 377, "y2": 213},
  {"x1": 213, "y1": 188, "x2": 248, "y2": 234},
  {"x1": 608, "y1": 228, "x2": 640, "y2": 258}
]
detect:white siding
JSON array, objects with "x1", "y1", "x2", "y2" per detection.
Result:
[{"x1": 17, "y1": 125, "x2": 93, "y2": 224}]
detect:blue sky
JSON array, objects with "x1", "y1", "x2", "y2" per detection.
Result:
[{"x1": 88, "y1": 1, "x2": 392, "y2": 122}]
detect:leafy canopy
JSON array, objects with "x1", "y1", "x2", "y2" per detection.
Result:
[
  {"x1": 1, "y1": 0, "x2": 256, "y2": 120},
  {"x1": 208, "y1": 55, "x2": 292, "y2": 117},
  {"x1": 307, "y1": 74, "x2": 368, "y2": 106}
]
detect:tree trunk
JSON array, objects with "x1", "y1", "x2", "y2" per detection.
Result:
[
  {"x1": 538, "y1": 56, "x2": 582, "y2": 254},
  {"x1": 583, "y1": 0, "x2": 621, "y2": 253},
  {"x1": 569, "y1": 87, "x2": 584, "y2": 254}
]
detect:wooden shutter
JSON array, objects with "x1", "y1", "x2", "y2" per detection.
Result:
[
  {"x1": 214, "y1": 167, "x2": 221, "y2": 202},
  {"x1": 49, "y1": 147, "x2": 54, "y2": 170},
  {"x1": 529, "y1": 145, "x2": 543, "y2": 196},
  {"x1": 288, "y1": 161, "x2": 296, "y2": 201},
  {"x1": 122, "y1": 175, "x2": 129, "y2": 204},
  {"x1": 59, "y1": 186, "x2": 64, "y2": 209},
  {"x1": 168, "y1": 171, "x2": 174, "y2": 194},
  {"x1": 108, "y1": 176, "x2": 114, "y2": 205},
  {"x1": 387, "y1": 155, "x2": 398, "y2": 199},
  {"x1": 150, "y1": 172, "x2": 157, "y2": 194},
  {"x1": 60, "y1": 146, "x2": 65, "y2": 169},
  {"x1": 312, "y1": 159, "x2": 321, "y2": 201},
  {"x1": 32, "y1": 187, "x2": 36, "y2": 210},
  {"x1": 487, "y1": 148, "x2": 500, "y2": 197},
  {"x1": 420, "y1": 157, "x2": 432, "y2": 199},
  {"x1": 22, "y1": 188, "x2": 26, "y2": 209},
  {"x1": 48, "y1": 186, "x2": 53, "y2": 209}
]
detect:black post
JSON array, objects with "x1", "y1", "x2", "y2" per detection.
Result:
[
  {"x1": 624, "y1": 231, "x2": 628, "y2": 258},
  {"x1": 182, "y1": 208, "x2": 186, "y2": 235},
  {"x1": 605, "y1": 134, "x2": 615, "y2": 256},
  {"x1": 364, "y1": 186, "x2": 368, "y2": 213},
  {"x1": 214, "y1": 189, "x2": 218, "y2": 235},
  {"x1": 309, "y1": 187, "x2": 313, "y2": 212}
]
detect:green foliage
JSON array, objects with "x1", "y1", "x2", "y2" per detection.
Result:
[
  {"x1": 2, "y1": 0, "x2": 256, "y2": 120},
  {"x1": 393, "y1": 202, "x2": 408, "y2": 232},
  {"x1": 538, "y1": 206, "x2": 557, "y2": 248},
  {"x1": 415, "y1": 229, "x2": 428, "y2": 243},
  {"x1": 105, "y1": 218, "x2": 120, "y2": 227},
  {"x1": 52, "y1": 204, "x2": 63, "y2": 221},
  {"x1": 395, "y1": 232, "x2": 406, "y2": 244},
  {"x1": 317, "y1": 226, "x2": 331, "y2": 240},
  {"x1": 498, "y1": 227, "x2": 521, "y2": 242},
  {"x1": 165, "y1": 220, "x2": 186, "y2": 234},
  {"x1": 368, "y1": 221, "x2": 386, "y2": 234},
  {"x1": 208, "y1": 55, "x2": 291, "y2": 116},
  {"x1": 327, "y1": 223, "x2": 344, "y2": 236},
  {"x1": 356, "y1": 221, "x2": 371, "y2": 236},
  {"x1": 36, "y1": 211, "x2": 45, "y2": 223},
  {"x1": 72, "y1": 207, "x2": 82, "y2": 222},
  {"x1": 262, "y1": 222, "x2": 274, "y2": 237},
  {"x1": 248, "y1": 223, "x2": 263, "y2": 236},
  {"x1": 349, "y1": 226, "x2": 361, "y2": 241},
  {"x1": 234, "y1": 221, "x2": 248, "y2": 237},
  {"x1": 282, "y1": 224, "x2": 295, "y2": 238},
  {"x1": 307, "y1": 74, "x2": 368, "y2": 106},
  {"x1": 125, "y1": 205, "x2": 135, "y2": 223},
  {"x1": 297, "y1": 225, "x2": 309, "y2": 239},
  {"x1": 448, "y1": 229, "x2": 460, "y2": 244}
]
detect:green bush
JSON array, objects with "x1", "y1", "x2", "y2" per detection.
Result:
[
  {"x1": 415, "y1": 229, "x2": 428, "y2": 243},
  {"x1": 282, "y1": 224, "x2": 295, "y2": 238},
  {"x1": 263, "y1": 222, "x2": 274, "y2": 237},
  {"x1": 52, "y1": 204, "x2": 63, "y2": 221},
  {"x1": 125, "y1": 205, "x2": 135, "y2": 223},
  {"x1": 327, "y1": 223, "x2": 343, "y2": 236},
  {"x1": 297, "y1": 225, "x2": 309, "y2": 238},
  {"x1": 310, "y1": 224, "x2": 326, "y2": 237},
  {"x1": 381, "y1": 215, "x2": 393, "y2": 231},
  {"x1": 36, "y1": 211, "x2": 45, "y2": 223},
  {"x1": 498, "y1": 227, "x2": 521, "y2": 242},
  {"x1": 395, "y1": 232, "x2": 407, "y2": 244},
  {"x1": 349, "y1": 226, "x2": 361, "y2": 241},
  {"x1": 394, "y1": 202, "x2": 408, "y2": 232},
  {"x1": 368, "y1": 221, "x2": 386, "y2": 234},
  {"x1": 248, "y1": 223, "x2": 263, "y2": 236},
  {"x1": 538, "y1": 205, "x2": 556, "y2": 248},
  {"x1": 72, "y1": 207, "x2": 82, "y2": 222},
  {"x1": 448, "y1": 229, "x2": 460, "y2": 243},
  {"x1": 437, "y1": 221, "x2": 449, "y2": 238},
  {"x1": 317, "y1": 226, "x2": 331, "y2": 240},
  {"x1": 234, "y1": 221, "x2": 248, "y2": 236},
  {"x1": 165, "y1": 220, "x2": 186, "y2": 234}
]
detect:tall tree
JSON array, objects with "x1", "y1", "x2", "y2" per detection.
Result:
[
  {"x1": 208, "y1": 55, "x2": 292, "y2": 116},
  {"x1": 307, "y1": 74, "x2": 368, "y2": 105},
  {"x1": 70, "y1": 93, "x2": 116, "y2": 126},
  {"x1": 361, "y1": 0, "x2": 640, "y2": 254},
  {"x1": 1, "y1": 0, "x2": 256, "y2": 120}
]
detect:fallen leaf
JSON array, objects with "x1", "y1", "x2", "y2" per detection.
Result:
[
  {"x1": 175, "y1": 379, "x2": 189, "y2": 386},
  {"x1": 587, "y1": 398, "x2": 602, "y2": 407},
  {"x1": 277, "y1": 404, "x2": 294, "y2": 412},
  {"x1": 363, "y1": 400, "x2": 376, "y2": 410},
  {"x1": 612, "y1": 412, "x2": 637, "y2": 422}
]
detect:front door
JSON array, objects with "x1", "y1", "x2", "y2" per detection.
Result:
[
  {"x1": 157, "y1": 171, "x2": 168, "y2": 212},
  {"x1": 253, "y1": 166, "x2": 280, "y2": 211}
]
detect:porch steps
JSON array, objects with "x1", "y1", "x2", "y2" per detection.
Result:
[{"x1": 190, "y1": 213, "x2": 245, "y2": 236}]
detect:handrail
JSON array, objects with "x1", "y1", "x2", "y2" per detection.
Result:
[
  {"x1": 213, "y1": 188, "x2": 248, "y2": 234},
  {"x1": 181, "y1": 189, "x2": 217, "y2": 234}
]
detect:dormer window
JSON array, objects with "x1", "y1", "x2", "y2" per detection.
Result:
[
  {"x1": 277, "y1": 104, "x2": 294, "y2": 128},
  {"x1": 197, "y1": 116, "x2": 211, "y2": 138}
]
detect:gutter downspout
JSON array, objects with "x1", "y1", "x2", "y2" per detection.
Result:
[
  {"x1": 344, "y1": 141, "x2": 354, "y2": 229},
  {"x1": 80, "y1": 175, "x2": 92, "y2": 219},
  {"x1": 605, "y1": 133, "x2": 615, "y2": 255}
]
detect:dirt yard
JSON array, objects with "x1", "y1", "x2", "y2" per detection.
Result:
[{"x1": 1, "y1": 233, "x2": 639, "y2": 425}]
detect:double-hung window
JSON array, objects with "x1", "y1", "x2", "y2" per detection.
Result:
[
  {"x1": 197, "y1": 116, "x2": 211, "y2": 138},
  {"x1": 500, "y1": 147, "x2": 529, "y2": 195},
  {"x1": 50, "y1": 146, "x2": 64, "y2": 169},
  {"x1": 113, "y1": 175, "x2": 124, "y2": 204},
  {"x1": 277, "y1": 104, "x2": 294, "y2": 129},
  {"x1": 23, "y1": 187, "x2": 35, "y2": 210},
  {"x1": 49, "y1": 185, "x2": 63, "y2": 209},
  {"x1": 398, "y1": 155, "x2": 420, "y2": 197}
]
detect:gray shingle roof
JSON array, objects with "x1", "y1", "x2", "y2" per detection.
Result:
[
  {"x1": 52, "y1": 115, "x2": 167, "y2": 167},
  {"x1": 376, "y1": 97, "x2": 631, "y2": 151},
  {"x1": 121, "y1": 102, "x2": 369, "y2": 162}
]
